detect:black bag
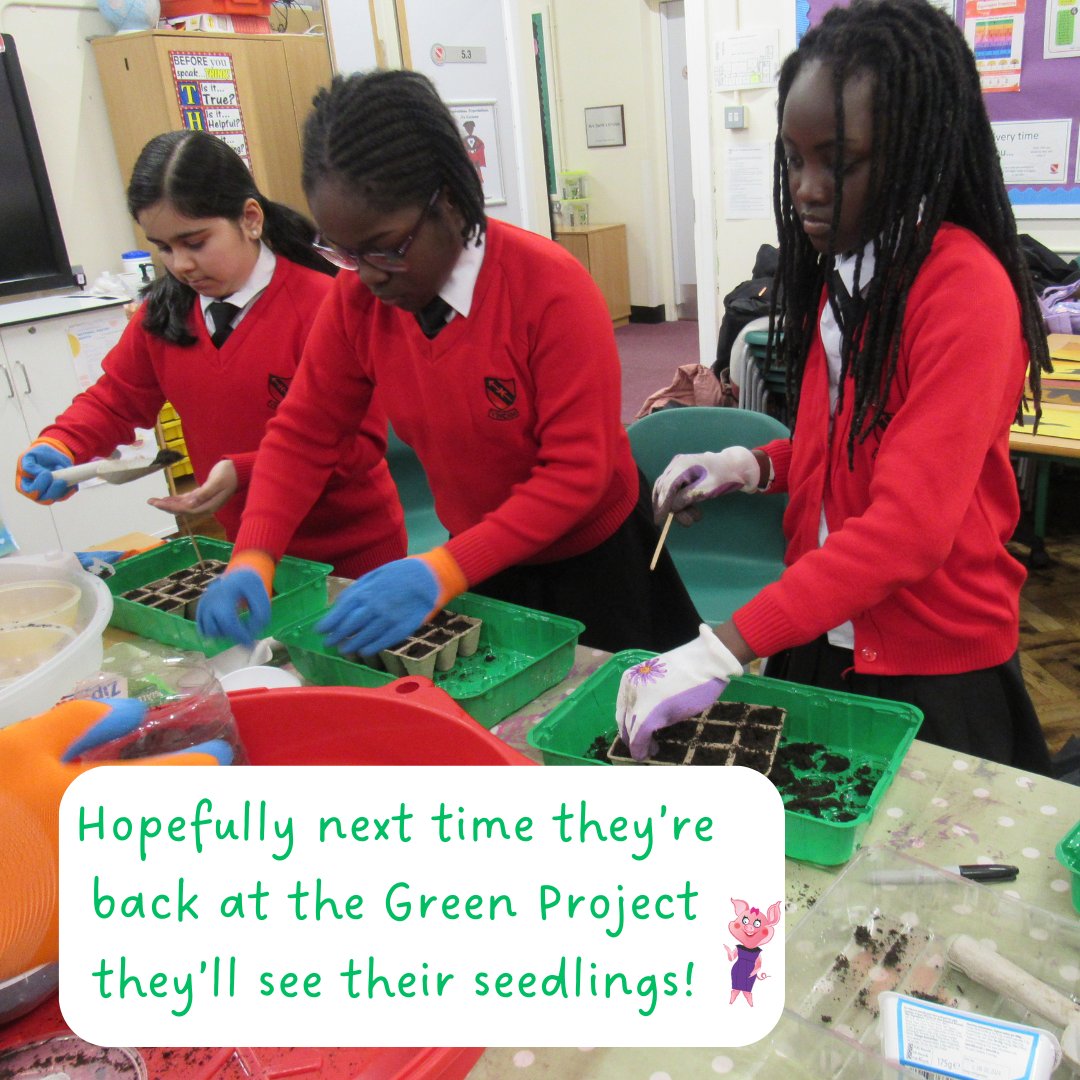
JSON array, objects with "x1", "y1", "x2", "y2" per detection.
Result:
[
  {"x1": 1019, "y1": 233, "x2": 1080, "y2": 294},
  {"x1": 713, "y1": 244, "x2": 780, "y2": 379}
]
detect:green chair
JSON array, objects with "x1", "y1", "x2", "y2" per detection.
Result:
[
  {"x1": 627, "y1": 406, "x2": 790, "y2": 624},
  {"x1": 385, "y1": 424, "x2": 448, "y2": 554}
]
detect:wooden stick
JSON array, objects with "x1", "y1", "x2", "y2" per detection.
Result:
[{"x1": 650, "y1": 512, "x2": 674, "y2": 571}]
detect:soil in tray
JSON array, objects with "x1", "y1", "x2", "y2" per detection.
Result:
[
  {"x1": 607, "y1": 703, "x2": 786, "y2": 772},
  {"x1": 770, "y1": 740, "x2": 886, "y2": 821}
]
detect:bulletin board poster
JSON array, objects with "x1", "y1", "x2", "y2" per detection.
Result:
[
  {"x1": 805, "y1": 0, "x2": 1080, "y2": 217},
  {"x1": 964, "y1": 0, "x2": 1026, "y2": 93},
  {"x1": 170, "y1": 51, "x2": 252, "y2": 167}
]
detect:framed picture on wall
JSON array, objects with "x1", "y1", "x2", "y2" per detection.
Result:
[
  {"x1": 448, "y1": 100, "x2": 506, "y2": 206},
  {"x1": 584, "y1": 104, "x2": 626, "y2": 148}
]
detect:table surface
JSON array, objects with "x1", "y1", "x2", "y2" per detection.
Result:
[{"x1": 4, "y1": 643, "x2": 1078, "y2": 1078}]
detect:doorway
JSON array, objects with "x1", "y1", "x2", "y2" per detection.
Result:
[{"x1": 661, "y1": 1, "x2": 696, "y2": 321}]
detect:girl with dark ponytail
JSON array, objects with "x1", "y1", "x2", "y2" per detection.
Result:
[{"x1": 16, "y1": 130, "x2": 406, "y2": 581}]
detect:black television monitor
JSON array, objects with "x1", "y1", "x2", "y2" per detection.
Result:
[{"x1": 0, "y1": 33, "x2": 73, "y2": 298}]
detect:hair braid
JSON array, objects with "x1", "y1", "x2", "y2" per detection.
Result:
[
  {"x1": 773, "y1": 0, "x2": 1050, "y2": 464},
  {"x1": 302, "y1": 70, "x2": 486, "y2": 245}
]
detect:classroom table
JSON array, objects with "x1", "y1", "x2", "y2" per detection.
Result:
[{"x1": 3, "y1": 642, "x2": 1078, "y2": 1079}]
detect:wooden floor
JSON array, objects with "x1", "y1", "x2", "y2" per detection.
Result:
[
  {"x1": 1014, "y1": 466, "x2": 1080, "y2": 756},
  {"x1": 179, "y1": 469, "x2": 1080, "y2": 757}
]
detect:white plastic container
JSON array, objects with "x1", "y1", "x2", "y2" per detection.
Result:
[
  {"x1": 879, "y1": 991, "x2": 1061, "y2": 1079},
  {"x1": 0, "y1": 555, "x2": 113, "y2": 729},
  {"x1": 219, "y1": 664, "x2": 301, "y2": 692}
]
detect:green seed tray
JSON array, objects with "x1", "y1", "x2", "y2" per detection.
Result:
[
  {"x1": 527, "y1": 650, "x2": 923, "y2": 865},
  {"x1": 277, "y1": 592, "x2": 583, "y2": 729},
  {"x1": 1054, "y1": 817, "x2": 1080, "y2": 915},
  {"x1": 105, "y1": 537, "x2": 331, "y2": 658}
]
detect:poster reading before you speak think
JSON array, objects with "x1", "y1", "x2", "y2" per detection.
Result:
[
  {"x1": 59, "y1": 766, "x2": 785, "y2": 1048},
  {"x1": 170, "y1": 51, "x2": 251, "y2": 166}
]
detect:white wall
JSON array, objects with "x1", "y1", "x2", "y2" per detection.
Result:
[
  {"x1": 546, "y1": 0, "x2": 676, "y2": 316},
  {"x1": 0, "y1": 0, "x2": 141, "y2": 293}
]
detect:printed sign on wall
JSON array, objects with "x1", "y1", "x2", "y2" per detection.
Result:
[{"x1": 170, "y1": 51, "x2": 251, "y2": 166}]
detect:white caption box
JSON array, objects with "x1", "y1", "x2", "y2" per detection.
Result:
[{"x1": 60, "y1": 765, "x2": 785, "y2": 1047}]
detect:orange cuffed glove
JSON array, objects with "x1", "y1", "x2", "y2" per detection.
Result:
[
  {"x1": 16, "y1": 437, "x2": 77, "y2": 505},
  {"x1": 195, "y1": 548, "x2": 276, "y2": 647},
  {"x1": 0, "y1": 698, "x2": 229, "y2": 981}
]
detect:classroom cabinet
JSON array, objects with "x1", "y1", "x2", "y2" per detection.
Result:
[
  {"x1": 91, "y1": 30, "x2": 333, "y2": 227},
  {"x1": 0, "y1": 297, "x2": 173, "y2": 555},
  {"x1": 554, "y1": 224, "x2": 632, "y2": 327}
]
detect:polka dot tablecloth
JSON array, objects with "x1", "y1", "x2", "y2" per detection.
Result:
[{"x1": 470, "y1": 647, "x2": 1080, "y2": 1080}]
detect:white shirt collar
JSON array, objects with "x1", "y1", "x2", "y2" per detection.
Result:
[
  {"x1": 834, "y1": 238, "x2": 876, "y2": 297},
  {"x1": 438, "y1": 231, "x2": 485, "y2": 319},
  {"x1": 199, "y1": 242, "x2": 276, "y2": 319}
]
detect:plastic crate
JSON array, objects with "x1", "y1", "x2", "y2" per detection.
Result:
[
  {"x1": 105, "y1": 537, "x2": 330, "y2": 659},
  {"x1": 278, "y1": 592, "x2": 583, "y2": 729},
  {"x1": 1055, "y1": 817, "x2": 1080, "y2": 915},
  {"x1": 527, "y1": 650, "x2": 923, "y2": 865}
]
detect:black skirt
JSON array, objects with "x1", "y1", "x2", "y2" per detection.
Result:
[
  {"x1": 469, "y1": 470, "x2": 702, "y2": 654},
  {"x1": 764, "y1": 635, "x2": 1053, "y2": 776}
]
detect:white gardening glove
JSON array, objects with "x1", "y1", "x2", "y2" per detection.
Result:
[
  {"x1": 652, "y1": 446, "x2": 761, "y2": 526},
  {"x1": 616, "y1": 624, "x2": 745, "y2": 761}
]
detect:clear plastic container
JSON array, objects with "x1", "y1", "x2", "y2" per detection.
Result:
[
  {"x1": 0, "y1": 1034, "x2": 145, "y2": 1078},
  {"x1": 0, "y1": 554, "x2": 113, "y2": 729},
  {"x1": 0, "y1": 579, "x2": 82, "y2": 628},
  {"x1": 73, "y1": 644, "x2": 248, "y2": 764},
  {"x1": 0, "y1": 624, "x2": 77, "y2": 685}
]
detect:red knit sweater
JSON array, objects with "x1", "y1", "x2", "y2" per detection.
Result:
[
  {"x1": 41, "y1": 257, "x2": 405, "y2": 576},
  {"x1": 234, "y1": 219, "x2": 640, "y2": 585},
  {"x1": 734, "y1": 223, "x2": 1028, "y2": 675}
]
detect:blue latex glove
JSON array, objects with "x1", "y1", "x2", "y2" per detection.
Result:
[
  {"x1": 317, "y1": 557, "x2": 439, "y2": 656},
  {"x1": 17, "y1": 443, "x2": 75, "y2": 505},
  {"x1": 616, "y1": 624, "x2": 745, "y2": 761},
  {"x1": 60, "y1": 697, "x2": 233, "y2": 764},
  {"x1": 652, "y1": 446, "x2": 761, "y2": 526},
  {"x1": 196, "y1": 568, "x2": 271, "y2": 647}
]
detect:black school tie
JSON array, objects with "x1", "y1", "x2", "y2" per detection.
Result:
[
  {"x1": 828, "y1": 269, "x2": 866, "y2": 339},
  {"x1": 207, "y1": 301, "x2": 240, "y2": 348},
  {"x1": 415, "y1": 295, "x2": 452, "y2": 339}
]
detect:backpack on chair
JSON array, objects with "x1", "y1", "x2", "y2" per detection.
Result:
[{"x1": 712, "y1": 244, "x2": 780, "y2": 381}]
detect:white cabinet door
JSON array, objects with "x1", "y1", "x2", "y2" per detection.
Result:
[
  {"x1": 0, "y1": 349, "x2": 62, "y2": 554},
  {"x1": 0, "y1": 304, "x2": 174, "y2": 554}
]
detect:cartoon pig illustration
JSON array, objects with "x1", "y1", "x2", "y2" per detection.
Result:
[{"x1": 725, "y1": 897, "x2": 782, "y2": 1005}]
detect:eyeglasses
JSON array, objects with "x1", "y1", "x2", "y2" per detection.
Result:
[{"x1": 313, "y1": 189, "x2": 441, "y2": 274}]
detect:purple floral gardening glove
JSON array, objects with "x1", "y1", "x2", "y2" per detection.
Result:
[
  {"x1": 616, "y1": 624, "x2": 745, "y2": 761},
  {"x1": 652, "y1": 446, "x2": 761, "y2": 526}
]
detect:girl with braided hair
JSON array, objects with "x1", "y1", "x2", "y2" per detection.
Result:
[
  {"x1": 16, "y1": 130, "x2": 406, "y2": 581},
  {"x1": 617, "y1": 0, "x2": 1053, "y2": 773},
  {"x1": 198, "y1": 68, "x2": 700, "y2": 654}
]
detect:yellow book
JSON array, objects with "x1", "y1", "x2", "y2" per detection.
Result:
[{"x1": 1011, "y1": 402, "x2": 1080, "y2": 441}]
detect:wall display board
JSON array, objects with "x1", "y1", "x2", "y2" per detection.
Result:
[{"x1": 806, "y1": 0, "x2": 1080, "y2": 217}]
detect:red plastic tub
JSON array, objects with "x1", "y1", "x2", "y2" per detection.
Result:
[{"x1": 227, "y1": 678, "x2": 536, "y2": 766}]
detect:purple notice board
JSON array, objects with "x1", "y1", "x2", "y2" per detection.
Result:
[{"x1": 804, "y1": 0, "x2": 1080, "y2": 216}]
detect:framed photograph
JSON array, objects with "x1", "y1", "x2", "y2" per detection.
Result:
[
  {"x1": 584, "y1": 104, "x2": 625, "y2": 148},
  {"x1": 448, "y1": 100, "x2": 505, "y2": 206}
]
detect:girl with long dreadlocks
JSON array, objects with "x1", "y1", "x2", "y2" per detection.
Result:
[
  {"x1": 197, "y1": 68, "x2": 700, "y2": 654},
  {"x1": 16, "y1": 131, "x2": 406, "y2": 581},
  {"x1": 617, "y1": 0, "x2": 1053, "y2": 774}
]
